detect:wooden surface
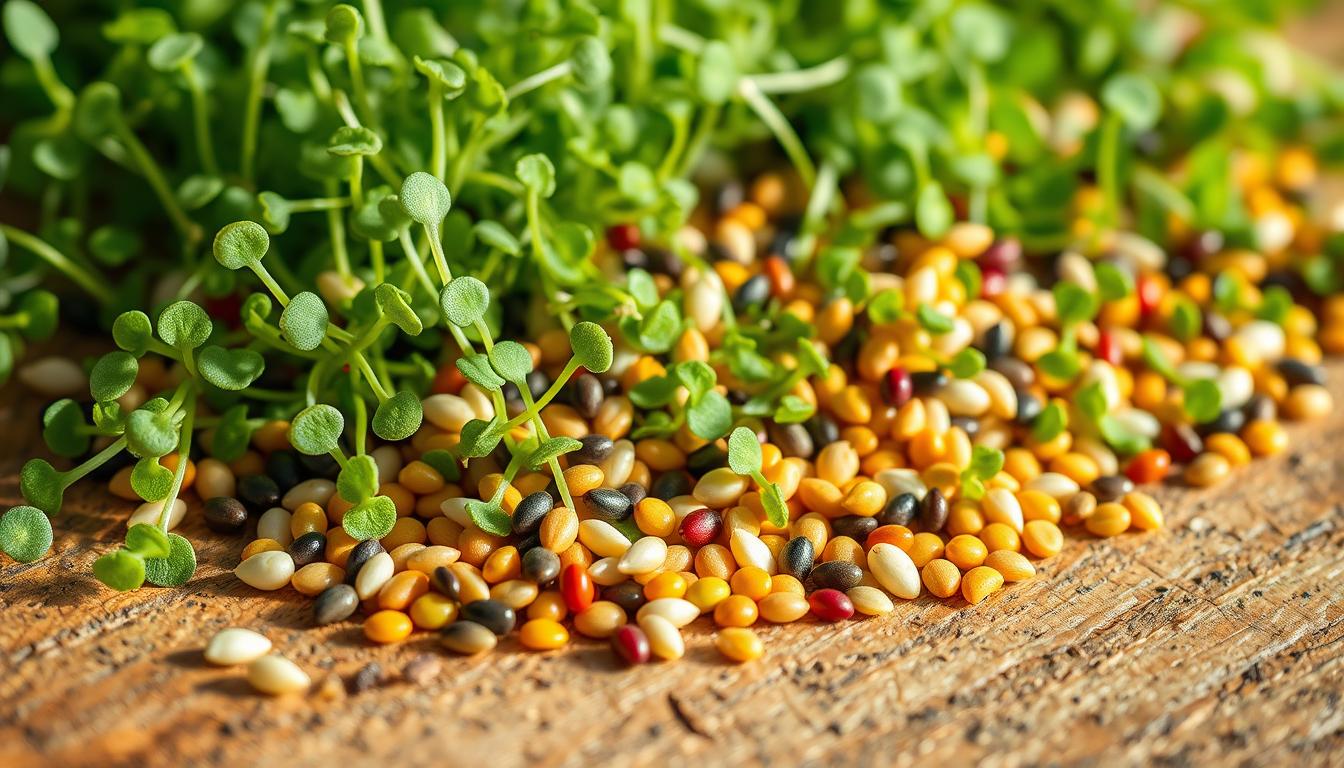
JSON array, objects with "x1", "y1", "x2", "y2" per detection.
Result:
[{"x1": 0, "y1": 351, "x2": 1341, "y2": 768}]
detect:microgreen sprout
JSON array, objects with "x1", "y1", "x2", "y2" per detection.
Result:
[{"x1": 726, "y1": 427, "x2": 789, "y2": 528}]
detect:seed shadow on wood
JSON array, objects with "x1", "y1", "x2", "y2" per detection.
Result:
[
  {"x1": 194, "y1": 676, "x2": 255, "y2": 698},
  {"x1": 164, "y1": 648, "x2": 209, "y2": 670}
]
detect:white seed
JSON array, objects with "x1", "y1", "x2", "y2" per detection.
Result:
[
  {"x1": 1057, "y1": 251, "x2": 1098, "y2": 291},
  {"x1": 1217, "y1": 366, "x2": 1255, "y2": 410},
  {"x1": 693, "y1": 467, "x2": 749, "y2": 508},
  {"x1": 1255, "y1": 210, "x2": 1295, "y2": 253},
  {"x1": 235, "y1": 551, "x2": 295, "y2": 591},
  {"x1": 939, "y1": 380, "x2": 991, "y2": 417},
  {"x1": 441, "y1": 496, "x2": 472, "y2": 528},
  {"x1": 923, "y1": 396, "x2": 951, "y2": 433},
  {"x1": 204, "y1": 628, "x2": 272, "y2": 666},
  {"x1": 1112, "y1": 408, "x2": 1161, "y2": 439},
  {"x1": 17, "y1": 356, "x2": 87, "y2": 396},
  {"x1": 458, "y1": 383, "x2": 495, "y2": 421},
  {"x1": 1233, "y1": 320, "x2": 1286, "y2": 363},
  {"x1": 618, "y1": 536, "x2": 668, "y2": 575},
  {"x1": 874, "y1": 468, "x2": 927, "y2": 501},
  {"x1": 1175, "y1": 361, "x2": 1221, "y2": 383},
  {"x1": 371, "y1": 445, "x2": 403, "y2": 485},
  {"x1": 868, "y1": 543, "x2": 920, "y2": 599},
  {"x1": 598, "y1": 439, "x2": 635, "y2": 488},
  {"x1": 1073, "y1": 437, "x2": 1119, "y2": 477},
  {"x1": 684, "y1": 270, "x2": 725, "y2": 332},
  {"x1": 354, "y1": 551, "x2": 394, "y2": 599},
  {"x1": 1078, "y1": 361, "x2": 1121, "y2": 410},
  {"x1": 247, "y1": 654, "x2": 310, "y2": 695},
  {"x1": 636, "y1": 598, "x2": 699, "y2": 628},
  {"x1": 638, "y1": 614, "x2": 685, "y2": 660},
  {"x1": 578, "y1": 520, "x2": 631, "y2": 558},
  {"x1": 729, "y1": 529, "x2": 776, "y2": 574},
  {"x1": 587, "y1": 557, "x2": 626, "y2": 586},
  {"x1": 905, "y1": 267, "x2": 938, "y2": 306},
  {"x1": 1112, "y1": 232, "x2": 1165, "y2": 272},
  {"x1": 256, "y1": 507, "x2": 293, "y2": 545},
  {"x1": 128, "y1": 498, "x2": 187, "y2": 531},
  {"x1": 847, "y1": 585, "x2": 895, "y2": 616},
  {"x1": 316, "y1": 270, "x2": 364, "y2": 305},
  {"x1": 975, "y1": 370, "x2": 1018, "y2": 420},
  {"x1": 422, "y1": 394, "x2": 475, "y2": 432},
  {"x1": 282, "y1": 478, "x2": 336, "y2": 511},
  {"x1": 930, "y1": 317, "x2": 974, "y2": 358},
  {"x1": 195, "y1": 458, "x2": 236, "y2": 499},
  {"x1": 982, "y1": 488, "x2": 1024, "y2": 532},
  {"x1": 1024, "y1": 472, "x2": 1081, "y2": 500}
]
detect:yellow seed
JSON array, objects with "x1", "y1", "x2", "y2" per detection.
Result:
[
  {"x1": 715, "y1": 627, "x2": 764, "y2": 663},
  {"x1": 921, "y1": 558, "x2": 961, "y2": 598},
  {"x1": 685, "y1": 576, "x2": 731, "y2": 613},
  {"x1": 758, "y1": 592, "x2": 809, "y2": 623},
  {"x1": 944, "y1": 534, "x2": 988, "y2": 570},
  {"x1": 1184, "y1": 453, "x2": 1231, "y2": 488},
  {"x1": 1022, "y1": 520, "x2": 1064, "y2": 557},
  {"x1": 1204, "y1": 434, "x2": 1251, "y2": 467},
  {"x1": 519, "y1": 618, "x2": 569, "y2": 650},
  {"x1": 409, "y1": 593, "x2": 458, "y2": 629},
  {"x1": 984, "y1": 550, "x2": 1035, "y2": 582},
  {"x1": 1121, "y1": 492, "x2": 1164, "y2": 531},
  {"x1": 961, "y1": 565, "x2": 1005, "y2": 605},
  {"x1": 1085, "y1": 503, "x2": 1132, "y2": 537}
]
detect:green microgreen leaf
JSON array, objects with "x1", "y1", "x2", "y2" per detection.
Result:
[
  {"x1": 1102, "y1": 72, "x2": 1162, "y2": 131},
  {"x1": 867, "y1": 289, "x2": 905, "y2": 324},
  {"x1": 372, "y1": 391, "x2": 424, "y2": 441},
  {"x1": 43, "y1": 399, "x2": 90, "y2": 458},
  {"x1": 280, "y1": 292, "x2": 330, "y2": 351},
  {"x1": 489, "y1": 341, "x2": 534, "y2": 387},
  {"x1": 126, "y1": 408, "x2": 179, "y2": 459},
  {"x1": 130, "y1": 458, "x2": 174, "y2": 502},
  {"x1": 440, "y1": 276, "x2": 489, "y2": 328},
  {"x1": 947, "y1": 348, "x2": 986, "y2": 379},
  {"x1": 209, "y1": 405, "x2": 253, "y2": 462},
  {"x1": 526, "y1": 437, "x2": 582, "y2": 470},
  {"x1": 125, "y1": 522, "x2": 172, "y2": 559},
  {"x1": 374, "y1": 284, "x2": 422, "y2": 335},
  {"x1": 343, "y1": 495, "x2": 398, "y2": 541},
  {"x1": 420, "y1": 450, "x2": 461, "y2": 483},
  {"x1": 400, "y1": 172, "x2": 452, "y2": 230},
  {"x1": 1183, "y1": 379, "x2": 1222, "y2": 424},
  {"x1": 515, "y1": 154, "x2": 556, "y2": 198},
  {"x1": 112, "y1": 311, "x2": 154, "y2": 356},
  {"x1": 289, "y1": 404, "x2": 344, "y2": 455},
  {"x1": 456, "y1": 353, "x2": 507, "y2": 391},
  {"x1": 727, "y1": 427, "x2": 763, "y2": 476},
  {"x1": 1054, "y1": 282, "x2": 1100, "y2": 326},
  {"x1": 198, "y1": 346, "x2": 265, "y2": 391},
  {"x1": 457, "y1": 417, "x2": 504, "y2": 458},
  {"x1": 916, "y1": 304, "x2": 955, "y2": 334},
  {"x1": 569, "y1": 321, "x2": 614, "y2": 373},
  {"x1": 466, "y1": 499, "x2": 512, "y2": 536},
  {"x1": 1031, "y1": 401, "x2": 1068, "y2": 443},
  {"x1": 156, "y1": 301, "x2": 212, "y2": 349},
  {"x1": 1256, "y1": 286, "x2": 1293, "y2": 326},
  {"x1": 144, "y1": 533, "x2": 196, "y2": 587},
  {"x1": 759, "y1": 482, "x2": 788, "y2": 528},
  {"x1": 1094, "y1": 262, "x2": 1133, "y2": 302},
  {"x1": 337, "y1": 454, "x2": 379, "y2": 504},
  {"x1": 0, "y1": 506, "x2": 53, "y2": 563},
  {"x1": 20, "y1": 459, "x2": 64, "y2": 515},
  {"x1": 328, "y1": 126, "x2": 383, "y2": 157},
  {"x1": 774, "y1": 395, "x2": 815, "y2": 424},
  {"x1": 90, "y1": 351, "x2": 138, "y2": 403},
  {"x1": 687, "y1": 390, "x2": 732, "y2": 440},
  {"x1": 213, "y1": 220, "x2": 270, "y2": 270},
  {"x1": 93, "y1": 549, "x2": 146, "y2": 591},
  {"x1": 147, "y1": 32, "x2": 202, "y2": 71}
]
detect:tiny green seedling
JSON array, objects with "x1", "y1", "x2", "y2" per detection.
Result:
[{"x1": 726, "y1": 427, "x2": 789, "y2": 528}]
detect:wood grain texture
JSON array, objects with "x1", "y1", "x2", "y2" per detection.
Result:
[{"x1": 1, "y1": 352, "x2": 1341, "y2": 768}]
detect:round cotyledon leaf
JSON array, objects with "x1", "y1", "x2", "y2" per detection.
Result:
[
  {"x1": 212, "y1": 220, "x2": 270, "y2": 270},
  {"x1": 289, "y1": 404, "x2": 344, "y2": 455},
  {"x1": 372, "y1": 391, "x2": 423, "y2": 441},
  {"x1": 0, "y1": 506, "x2": 53, "y2": 563}
]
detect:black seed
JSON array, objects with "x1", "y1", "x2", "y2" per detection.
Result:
[
  {"x1": 431, "y1": 566, "x2": 460, "y2": 600},
  {"x1": 289, "y1": 531, "x2": 327, "y2": 567},
  {"x1": 650, "y1": 471, "x2": 693, "y2": 500},
  {"x1": 978, "y1": 322, "x2": 1012, "y2": 361},
  {"x1": 526, "y1": 370, "x2": 550, "y2": 400},
  {"x1": 950, "y1": 416, "x2": 980, "y2": 438},
  {"x1": 619, "y1": 482, "x2": 647, "y2": 505},
  {"x1": 831, "y1": 515, "x2": 878, "y2": 541},
  {"x1": 920, "y1": 488, "x2": 948, "y2": 532},
  {"x1": 879, "y1": 492, "x2": 919, "y2": 527},
  {"x1": 265, "y1": 451, "x2": 301, "y2": 492},
  {"x1": 1015, "y1": 391, "x2": 1043, "y2": 425},
  {"x1": 237, "y1": 474, "x2": 281, "y2": 514},
  {"x1": 1090, "y1": 475, "x2": 1135, "y2": 503},
  {"x1": 344, "y1": 539, "x2": 385, "y2": 585},
  {"x1": 1198, "y1": 407, "x2": 1246, "y2": 437},
  {"x1": 806, "y1": 414, "x2": 840, "y2": 449},
  {"x1": 584, "y1": 488, "x2": 633, "y2": 521},
  {"x1": 571, "y1": 434, "x2": 614, "y2": 465},
  {"x1": 781, "y1": 537, "x2": 815, "y2": 582},
  {"x1": 298, "y1": 452, "x2": 341, "y2": 480},
  {"x1": 512, "y1": 491, "x2": 554, "y2": 536},
  {"x1": 602, "y1": 581, "x2": 646, "y2": 614},
  {"x1": 571, "y1": 374, "x2": 604, "y2": 420},
  {"x1": 911, "y1": 370, "x2": 948, "y2": 396},
  {"x1": 520, "y1": 547, "x2": 561, "y2": 585},
  {"x1": 990, "y1": 357, "x2": 1035, "y2": 390},
  {"x1": 648, "y1": 247, "x2": 684, "y2": 279},
  {"x1": 461, "y1": 599, "x2": 516, "y2": 636},
  {"x1": 770, "y1": 422, "x2": 814, "y2": 459},
  {"x1": 515, "y1": 534, "x2": 542, "y2": 555},
  {"x1": 203, "y1": 497, "x2": 248, "y2": 534},
  {"x1": 313, "y1": 584, "x2": 359, "y2": 625},
  {"x1": 808, "y1": 561, "x2": 864, "y2": 592},
  {"x1": 1277, "y1": 359, "x2": 1325, "y2": 388},
  {"x1": 1244, "y1": 394, "x2": 1276, "y2": 422},
  {"x1": 732, "y1": 275, "x2": 771, "y2": 313},
  {"x1": 686, "y1": 444, "x2": 727, "y2": 476}
]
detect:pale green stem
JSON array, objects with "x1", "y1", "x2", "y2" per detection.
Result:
[
  {"x1": 505, "y1": 61, "x2": 572, "y2": 100},
  {"x1": 241, "y1": 0, "x2": 280, "y2": 184},
  {"x1": 745, "y1": 55, "x2": 851, "y2": 95},
  {"x1": 428, "y1": 81, "x2": 446, "y2": 181},
  {"x1": 63, "y1": 437, "x2": 129, "y2": 486},
  {"x1": 113, "y1": 123, "x2": 201, "y2": 244},
  {"x1": 182, "y1": 61, "x2": 219, "y2": 176},
  {"x1": 737, "y1": 78, "x2": 815, "y2": 186},
  {"x1": 157, "y1": 389, "x2": 195, "y2": 531},
  {"x1": 0, "y1": 225, "x2": 113, "y2": 303}
]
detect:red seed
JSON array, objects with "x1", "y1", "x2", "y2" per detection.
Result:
[
  {"x1": 432, "y1": 365, "x2": 466, "y2": 395},
  {"x1": 885, "y1": 367, "x2": 913, "y2": 407},
  {"x1": 1096, "y1": 330, "x2": 1122, "y2": 366},
  {"x1": 1125, "y1": 449, "x2": 1172, "y2": 485},
  {"x1": 1160, "y1": 424, "x2": 1202, "y2": 464},
  {"x1": 607, "y1": 223, "x2": 640, "y2": 252},
  {"x1": 610, "y1": 624, "x2": 650, "y2": 666},
  {"x1": 979, "y1": 267, "x2": 1006, "y2": 298},
  {"x1": 978, "y1": 238, "x2": 1021, "y2": 272},
  {"x1": 678, "y1": 508, "x2": 722, "y2": 549},
  {"x1": 560, "y1": 564, "x2": 595, "y2": 613},
  {"x1": 807, "y1": 588, "x2": 854, "y2": 622},
  {"x1": 1137, "y1": 273, "x2": 1162, "y2": 318}
]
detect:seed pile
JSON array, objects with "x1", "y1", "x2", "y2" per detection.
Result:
[
  {"x1": 0, "y1": 0, "x2": 1341, "y2": 678},
  {"x1": 178, "y1": 161, "x2": 1328, "y2": 669}
]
